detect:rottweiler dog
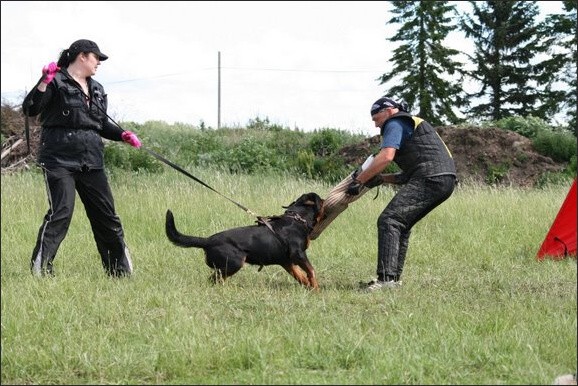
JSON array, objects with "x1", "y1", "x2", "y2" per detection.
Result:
[{"x1": 165, "y1": 192, "x2": 324, "y2": 289}]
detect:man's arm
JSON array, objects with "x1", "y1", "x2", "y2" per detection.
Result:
[{"x1": 355, "y1": 147, "x2": 396, "y2": 184}]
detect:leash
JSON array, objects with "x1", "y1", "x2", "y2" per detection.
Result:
[
  {"x1": 53, "y1": 69, "x2": 260, "y2": 218},
  {"x1": 140, "y1": 146, "x2": 258, "y2": 216}
]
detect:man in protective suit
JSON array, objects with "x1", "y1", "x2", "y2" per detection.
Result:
[{"x1": 310, "y1": 96, "x2": 456, "y2": 291}]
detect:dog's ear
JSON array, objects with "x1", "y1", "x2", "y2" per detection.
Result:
[
  {"x1": 308, "y1": 193, "x2": 323, "y2": 211},
  {"x1": 295, "y1": 193, "x2": 319, "y2": 206},
  {"x1": 283, "y1": 194, "x2": 307, "y2": 209},
  {"x1": 304, "y1": 193, "x2": 323, "y2": 208},
  {"x1": 283, "y1": 193, "x2": 322, "y2": 209}
]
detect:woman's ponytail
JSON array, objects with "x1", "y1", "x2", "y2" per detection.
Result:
[{"x1": 56, "y1": 49, "x2": 71, "y2": 68}]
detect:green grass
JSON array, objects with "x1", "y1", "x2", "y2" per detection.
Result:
[{"x1": 1, "y1": 170, "x2": 576, "y2": 385}]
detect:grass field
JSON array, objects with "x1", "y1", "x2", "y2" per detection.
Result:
[{"x1": 1, "y1": 169, "x2": 576, "y2": 385}]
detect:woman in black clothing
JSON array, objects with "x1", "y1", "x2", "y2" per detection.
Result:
[{"x1": 23, "y1": 39, "x2": 141, "y2": 277}]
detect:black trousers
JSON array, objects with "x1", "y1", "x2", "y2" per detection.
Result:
[
  {"x1": 376, "y1": 175, "x2": 456, "y2": 281},
  {"x1": 30, "y1": 167, "x2": 133, "y2": 277}
]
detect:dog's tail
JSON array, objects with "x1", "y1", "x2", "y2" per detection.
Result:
[{"x1": 165, "y1": 209, "x2": 213, "y2": 249}]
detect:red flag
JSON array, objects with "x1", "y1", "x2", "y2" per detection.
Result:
[{"x1": 537, "y1": 179, "x2": 577, "y2": 260}]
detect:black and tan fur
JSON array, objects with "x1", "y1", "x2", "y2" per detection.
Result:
[{"x1": 165, "y1": 192, "x2": 324, "y2": 289}]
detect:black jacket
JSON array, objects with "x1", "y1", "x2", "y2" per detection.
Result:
[{"x1": 23, "y1": 69, "x2": 124, "y2": 170}]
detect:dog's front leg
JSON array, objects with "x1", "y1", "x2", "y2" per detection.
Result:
[
  {"x1": 282, "y1": 264, "x2": 312, "y2": 288},
  {"x1": 297, "y1": 257, "x2": 319, "y2": 290},
  {"x1": 286, "y1": 250, "x2": 319, "y2": 290}
]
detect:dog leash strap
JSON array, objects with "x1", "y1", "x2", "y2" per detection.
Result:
[
  {"x1": 141, "y1": 146, "x2": 258, "y2": 216},
  {"x1": 257, "y1": 216, "x2": 289, "y2": 253}
]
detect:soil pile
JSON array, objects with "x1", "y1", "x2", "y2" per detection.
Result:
[{"x1": 338, "y1": 125, "x2": 565, "y2": 187}]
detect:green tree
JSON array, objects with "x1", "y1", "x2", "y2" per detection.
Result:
[
  {"x1": 378, "y1": 1, "x2": 467, "y2": 126},
  {"x1": 460, "y1": 1, "x2": 552, "y2": 122},
  {"x1": 537, "y1": 1, "x2": 577, "y2": 133}
]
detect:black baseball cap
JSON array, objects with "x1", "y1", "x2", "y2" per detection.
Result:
[{"x1": 68, "y1": 39, "x2": 108, "y2": 61}]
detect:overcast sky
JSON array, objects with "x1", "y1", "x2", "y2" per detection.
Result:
[{"x1": 1, "y1": 1, "x2": 566, "y2": 135}]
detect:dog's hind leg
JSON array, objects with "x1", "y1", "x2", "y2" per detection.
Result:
[
  {"x1": 209, "y1": 269, "x2": 226, "y2": 285},
  {"x1": 206, "y1": 254, "x2": 244, "y2": 285}
]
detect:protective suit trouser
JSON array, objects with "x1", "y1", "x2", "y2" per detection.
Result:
[
  {"x1": 377, "y1": 175, "x2": 455, "y2": 280},
  {"x1": 30, "y1": 167, "x2": 133, "y2": 277}
]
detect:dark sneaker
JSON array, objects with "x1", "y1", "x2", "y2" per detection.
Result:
[{"x1": 358, "y1": 279, "x2": 402, "y2": 292}]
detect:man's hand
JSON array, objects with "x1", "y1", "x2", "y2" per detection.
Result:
[
  {"x1": 364, "y1": 174, "x2": 384, "y2": 188},
  {"x1": 346, "y1": 179, "x2": 364, "y2": 196}
]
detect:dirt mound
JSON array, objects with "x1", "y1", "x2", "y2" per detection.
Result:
[
  {"x1": 438, "y1": 126, "x2": 562, "y2": 187},
  {"x1": 338, "y1": 125, "x2": 565, "y2": 187}
]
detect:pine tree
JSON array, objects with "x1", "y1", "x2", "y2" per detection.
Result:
[
  {"x1": 537, "y1": 0, "x2": 577, "y2": 133},
  {"x1": 460, "y1": 1, "x2": 552, "y2": 122},
  {"x1": 378, "y1": 1, "x2": 467, "y2": 126}
]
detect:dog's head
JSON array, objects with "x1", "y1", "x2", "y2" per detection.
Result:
[{"x1": 283, "y1": 192, "x2": 325, "y2": 229}]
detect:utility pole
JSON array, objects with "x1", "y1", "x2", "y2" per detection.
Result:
[{"x1": 217, "y1": 51, "x2": 221, "y2": 129}]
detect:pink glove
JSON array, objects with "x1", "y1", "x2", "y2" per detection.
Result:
[
  {"x1": 41, "y1": 62, "x2": 60, "y2": 84},
  {"x1": 121, "y1": 131, "x2": 142, "y2": 148}
]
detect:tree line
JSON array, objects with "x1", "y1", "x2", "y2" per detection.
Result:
[{"x1": 379, "y1": 0, "x2": 576, "y2": 132}]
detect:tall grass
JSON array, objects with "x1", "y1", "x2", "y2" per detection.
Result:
[{"x1": 1, "y1": 170, "x2": 576, "y2": 385}]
